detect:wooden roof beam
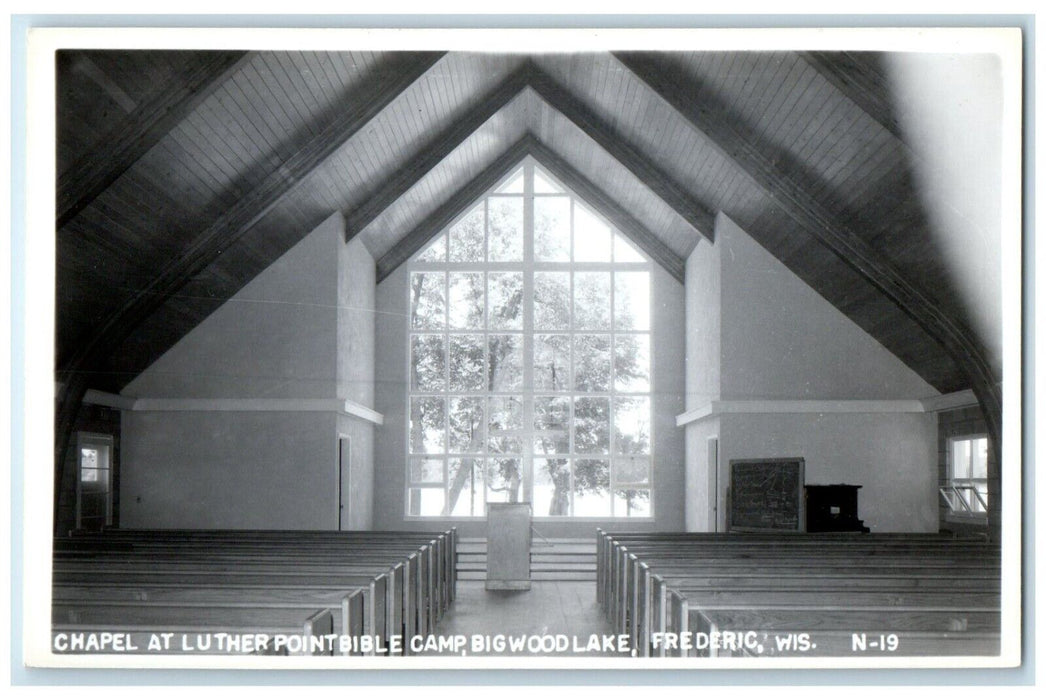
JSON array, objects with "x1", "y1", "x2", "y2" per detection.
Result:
[
  {"x1": 344, "y1": 62, "x2": 532, "y2": 242},
  {"x1": 614, "y1": 51, "x2": 1000, "y2": 449},
  {"x1": 375, "y1": 133, "x2": 686, "y2": 283},
  {"x1": 798, "y1": 51, "x2": 906, "y2": 143},
  {"x1": 55, "y1": 52, "x2": 446, "y2": 497},
  {"x1": 375, "y1": 136, "x2": 534, "y2": 281},
  {"x1": 527, "y1": 65, "x2": 716, "y2": 242},
  {"x1": 56, "y1": 51, "x2": 251, "y2": 230}
]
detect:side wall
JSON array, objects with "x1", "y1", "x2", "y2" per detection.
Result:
[
  {"x1": 684, "y1": 214, "x2": 941, "y2": 532},
  {"x1": 118, "y1": 213, "x2": 379, "y2": 530},
  {"x1": 373, "y1": 263, "x2": 687, "y2": 538}
]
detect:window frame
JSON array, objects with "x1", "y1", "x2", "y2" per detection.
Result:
[
  {"x1": 75, "y1": 431, "x2": 114, "y2": 530},
  {"x1": 942, "y1": 433, "x2": 989, "y2": 522},
  {"x1": 403, "y1": 159, "x2": 655, "y2": 520}
]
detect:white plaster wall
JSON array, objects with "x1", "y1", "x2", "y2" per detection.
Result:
[
  {"x1": 721, "y1": 412, "x2": 939, "y2": 532},
  {"x1": 717, "y1": 214, "x2": 938, "y2": 400},
  {"x1": 118, "y1": 212, "x2": 380, "y2": 530},
  {"x1": 337, "y1": 414, "x2": 374, "y2": 530},
  {"x1": 338, "y1": 236, "x2": 377, "y2": 407},
  {"x1": 684, "y1": 417, "x2": 720, "y2": 532},
  {"x1": 120, "y1": 411, "x2": 337, "y2": 529},
  {"x1": 683, "y1": 214, "x2": 941, "y2": 533},
  {"x1": 123, "y1": 213, "x2": 345, "y2": 400},
  {"x1": 684, "y1": 236, "x2": 720, "y2": 409}
]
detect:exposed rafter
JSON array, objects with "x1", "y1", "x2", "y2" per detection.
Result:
[
  {"x1": 613, "y1": 51, "x2": 1001, "y2": 496},
  {"x1": 375, "y1": 133, "x2": 686, "y2": 283},
  {"x1": 56, "y1": 51, "x2": 251, "y2": 230},
  {"x1": 798, "y1": 51, "x2": 906, "y2": 143},
  {"x1": 54, "y1": 52, "x2": 447, "y2": 519},
  {"x1": 375, "y1": 135, "x2": 534, "y2": 281},
  {"x1": 344, "y1": 63, "x2": 532, "y2": 242},
  {"x1": 527, "y1": 65, "x2": 716, "y2": 241},
  {"x1": 349, "y1": 62, "x2": 717, "y2": 249}
]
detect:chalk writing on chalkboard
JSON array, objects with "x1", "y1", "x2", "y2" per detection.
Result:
[{"x1": 728, "y1": 458, "x2": 805, "y2": 532}]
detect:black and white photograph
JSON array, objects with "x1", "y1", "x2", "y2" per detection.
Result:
[{"x1": 13, "y1": 20, "x2": 1026, "y2": 677}]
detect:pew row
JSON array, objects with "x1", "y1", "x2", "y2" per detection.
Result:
[
  {"x1": 597, "y1": 530, "x2": 1001, "y2": 658},
  {"x1": 53, "y1": 529, "x2": 456, "y2": 656}
]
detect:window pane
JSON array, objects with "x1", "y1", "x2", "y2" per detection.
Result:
[
  {"x1": 534, "y1": 458, "x2": 572, "y2": 516},
  {"x1": 574, "y1": 204, "x2": 612, "y2": 262},
  {"x1": 534, "y1": 396, "x2": 570, "y2": 455},
  {"x1": 615, "y1": 456, "x2": 650, "y2": 485},
  {"x1": 496, "y1": 168, "x2": 524, "y2": 193},
  {"x1": 486, "y1": 458, "x2": 523, "y2": 503},
  {"x1": 613, "y1": 233, "x2": 645, "y2": 263},
  {"x1": 574, "y1": 272, "x2": 611, "y2": 330},
  {"x1": 448, "y1": 458, "x2": 483, "y2": 516},
  {"x1": 574, "y1": 334, "x2": 611, "y2": 392},
  {"x1": 534, "y1": 197, "x2": 571, "y2": 261},
  {"x1": 614, "y1": 334, "x2": 650, "y2": 393},
  {"x1": 972, "y1": 438, "x2": 988, "y2": 479},
  {"x1": 488, "y1": 334, "x2": 523, "y2": 391},
  {"x1": 614, "y1": 489, "x2": 651, "y2": 517},
  {"x1": 488, "y1": 396, "x2": 523, "y2": 454},
  {"x1": 614, "y1": 271, "x2": 650, "y2": 330},
  {"x1": 574, "y1": 397, "x2": 610, "y2": 454},
  {"x1": 534, "y1": 272, "x2": 570, "y2": 330},
  {"x1": 448, "y1": 203, "x2": 485, "y2": 262},
  {"x1": 448, "y1": 273, "x2": 485, "y2": 330},
  {"x1": 951, "y1": 439, "x2": 972, "y2": 479},
  {"x1": 574, "y1": 459, "x2": 611, "y2": 517},
  {"x1": 409, "y1": 488, "x2": 446, "y2": 517},
  {"x1": 416, "y1": 233, "x2": 447, "y2": 262},
  {"x1": 534, "y1": 334, "x2": 570, "y2": 391},
  {"x1": 448, "y1": 334, "x2": 485, "y2": 392},
  {"x1": 448, "y1": 397, "x2": 484, "y2": 453},
  {"x1": 410, "y1": 272, "x2": 445, "y2": 330},
  {"x1": 488, "y1": 272, "x2": 524, "y2": 330},
  {"x1": 80, "y1": 468, "x2": 101, "y2": 484},
  {"x1": 411, "y1": 335, "x2": 446, "y2": 391},
  {"x1": 614, "y1": 396, "x2": 651, "y2": 455},
  {"x1": 534, "y1": 167, "x2": 565, "y2": 193},
  {"x1": 410, "y1": 457, "x2": 443, "y2": 484},
  {"x1": 409, "y1": 397, "x2": 445, "y2": 453},
  {"x1": 488, "y1": 197, "x2": 524, "y2": 262},
  {"x1": 80, "y1": 448, "x2": 98, "y2": 470}
]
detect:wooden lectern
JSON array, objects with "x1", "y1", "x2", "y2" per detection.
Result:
[{"x1": 486, "y1": 502, "x2": 532, "y2": 591}]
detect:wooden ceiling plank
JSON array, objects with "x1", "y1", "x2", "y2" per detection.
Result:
[
  {"x1": 345, "y1": 64, "x2": 531, "y2": 240},
  {"x1": 58, "y1": 51, "x2": 444, "y2": 380},
  {"x1": 799, "y1": 51, "x2": 906, "y2": 142},
  {"x1": 528, "y1": 65, "x2": 716, "y2": 241},
  {"x1": 615, "y1": 50, "x2": 1001, "y2": 448},
  {"x1": 375, "y1": 133, "x2": 686, "y2": 284},
  {"x1": 56, "y1": 51, "x2": 250, "y2": 230}
]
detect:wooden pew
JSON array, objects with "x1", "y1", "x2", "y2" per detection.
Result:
[
  {"x1": 597, "y1": 530, "x2": 1001, "y2": 659},
  {"x1": 53, "y1": 529, "x2": 457, "y2": 657}
]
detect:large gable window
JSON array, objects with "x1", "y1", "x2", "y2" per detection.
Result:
[{"x1": 406, "y1": 160, "x2": 652, "y2": 518}]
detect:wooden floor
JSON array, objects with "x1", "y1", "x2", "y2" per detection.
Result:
[{"x1": 422, "y1": 580, "x2": 625, "y2": 656}]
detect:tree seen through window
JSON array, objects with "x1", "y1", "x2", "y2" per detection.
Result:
[{"x1": 407, "y1": 160, "x2": 652, "y2": 518}]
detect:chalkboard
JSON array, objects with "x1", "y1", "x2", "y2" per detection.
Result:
[{"x1": 728, "y1": 458, "x2": 805, "y2": 532}]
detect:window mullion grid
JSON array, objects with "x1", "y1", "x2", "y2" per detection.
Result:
[{"x1": 522, "y1": 160, "x2": 536, "y2": 506}]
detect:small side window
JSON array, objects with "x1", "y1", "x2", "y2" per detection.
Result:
[
  {"x1": 941, "y1": 435, "x2": 988, "y2": 519},
  {"x1": 76, "y1": 433, "x2": 113, "y2": 530}
]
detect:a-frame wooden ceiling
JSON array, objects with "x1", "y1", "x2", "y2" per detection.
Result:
[{"x1": 54, "y1": 49, "x2": 1001, "y2": 444}]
